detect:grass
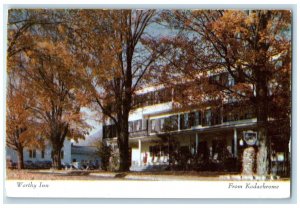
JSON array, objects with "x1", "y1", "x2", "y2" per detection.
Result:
[
  {"x1": 6, "y1": 169, "x2": 99, "y2": 180},
  {"x1": 6, "y1": 169, "x2": 289, "y2": 181},
  {"x1": 6, "y1": 168, "x2": 238, "y2": 181}
]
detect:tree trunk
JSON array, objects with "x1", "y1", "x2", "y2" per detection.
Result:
[
  {"x1": 256, "y1": 127, "x2": 268, "y2": 175},
  {"x1": 255, "y1": 73, "x2": 269, "y2": 176},
  {"x1": 52, "y1": 147, "x2": 62, "y2": 170},
  {"x1": 49, "y1": 123, "x2": 68, "y2": 170},
  {"x1": 114, "y1": 93, "x2": 131, "y2": 172},
  {"x1": 117, "y1": 116, "x2": 130, "y2": 172},
  {"x1": 118, "y1": 133, "x2": 130, "y2": 172},
  {"x1": 116, "y1": 63, "x2": 132, "y2": 172},
  {"x1": 16, "y1": 147, "x2": 24, "y2": 169}
]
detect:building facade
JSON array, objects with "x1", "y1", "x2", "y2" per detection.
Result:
[
  {"x1": 6, "y1": 140, "x2": 101, "y2": 169},
  {"x1": 103, "y1": 80, "x2": 290, "y2": 175},
  {"x1": 71, "y1": 145, "x2": 100, "y2": 168},
  {"x1": 6, "y1": 139, "x2": 72, "y2": 168}
]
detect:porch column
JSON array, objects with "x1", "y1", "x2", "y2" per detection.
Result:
[
  {"x1": 138, "y1": 139, "x2": 142, "y2": 166},
  {"x1": 195, "y1": 133, "x2": 199, "y2": 154},
  {"x1": 233, "y1": 128, "x2": 238, "y2": 158}
]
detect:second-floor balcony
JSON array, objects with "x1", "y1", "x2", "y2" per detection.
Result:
[{"x1": 103, "y1": 103, "x2": 256, "y2": 139}]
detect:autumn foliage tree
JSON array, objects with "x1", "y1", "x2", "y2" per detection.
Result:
[
  {"x1": 7, "y1": 9, "x2": 63, "y2": 58},
  {"x1": 65, "y1": 10, "x2": 167, "y2": 171},
  {"x1": 6, "y1": 9, "x2": 55, "y2": 169},
  {"x1": 21, "y1": 41, "x2": 90, "y2": 169},
  {"x1": 6, "y1": 73, "x2": 43, "y2": 169},
  {"x1": 7, "y1": 9, "x2": 90, "y2": 170},
  {"x1": 157, "y1": 10, "x2": 291, "y2": 176}
]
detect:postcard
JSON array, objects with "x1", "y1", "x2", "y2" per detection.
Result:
[{"x1": 4, "y1": 7, "x2": 292, "y2": 199}]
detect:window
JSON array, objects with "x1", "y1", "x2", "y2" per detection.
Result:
[
  {"x1": 223, "y1": 103, "x2": 254, "y2": 122},
  {"x1": 41, "y1": 150, "x2": 45, "y2": 159},
  {"x1": 203, "y1": 110, "x2": 212, "y2": 126},
  {"x1": 128, "y1": 121, "x2": 133, "y2": 132},
  {"x1": 29, "y1": 149, "x2": 36, "y2": 158},
  {"x1": 160, "y1": 118, "x2": 165, "y2": 130},
  {"x1": 163, "y1": 115, "x2": 178, "y2": 131},
  {"x1": 133, "y1": 120, "x2": 142, "y2": 132},
  {"x1": 150, "y1": 119, "x2": 156, "y2": 132},
  {"x1": 142, "y1": 119, "x2": 148, "y2": 131},
  {"x1": 103, "y1": 124, "x2": 117, "y2": 138},
  {"x1": 150, "y1": 116, "x2": 179, "y2": 132},
  {"x1": 179, "y1": 114, "x2": 185, "y2": 129},
  {"x1": 150, "y1": 119, "x2": 162, "y2": 132},
  {"x1": 196, "y1": 111, "x2": 202, "y2": 126},
  {"x1": 189, "y1": 112, "x2": 195, "y2": 127},
  {"x1": 132, "y1": 88, "x2": 173, "y2": 108},
  {"x1": 179, "y1": 114, "x2": 184, "y2": 129},
  {"x1": 211, "y1": 108, "x2": 221, "y2": 125},
  {"x1": 180, "y1": 113, "x2": 192, "y2": 129},
  {"x1": 155, "y1": 119, "x2": 161, "y2": 132},
  {"x1": 184, "y1": 113, "x2": 190, "y2": 128}
]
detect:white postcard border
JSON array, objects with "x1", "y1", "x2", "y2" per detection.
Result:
[
  {"x1": 1, "y1": 0, "x2": 298, "y2": 203},
  {"x1": 5, "y1": 180, "x2": 290, "y2": 198}
]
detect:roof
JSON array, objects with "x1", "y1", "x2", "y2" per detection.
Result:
[{"x1": 71, "y1": 145, "x2": 98, "y2": 155}]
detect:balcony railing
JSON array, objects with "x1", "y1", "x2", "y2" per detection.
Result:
[
  {"x1": 129, "y1": 130, "x2": 149, "y2": 138},
  {"x1": 103, "y1": 104, "x2": 255, "y2": 139}
]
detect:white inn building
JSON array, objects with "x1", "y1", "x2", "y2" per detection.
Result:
[{"x1": 103, "y1": 78, "x2": 290, "y2": 176}]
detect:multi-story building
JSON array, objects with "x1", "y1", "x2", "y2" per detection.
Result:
[{"x1": 103, "y1": 74, "x2": 290, "y2": 175}]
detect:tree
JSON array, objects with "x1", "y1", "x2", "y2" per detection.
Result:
[
  {"x1": 23, "y1": 40, "x2": 90, "y2": 169},
  {"x1": 66, "y1": 10, "x2": 168, "y2": 171},
  {"x1": 7, "y1": 9, "x2": 91, "y2": 170},
  {"x1": 95, "y1": 139, "x2": 111, "y2": 171},
  {"x1": 6, "y1": 10, "x2": 50, "y2": 169},
  {"x1": 158, "y1": 10, "x2": 291, "y2": 176},
  {"x1": 6, "y1": 73, "x2": 43, "y2": 169},
  {"x1": 7, "y1": 9, "x2": 63, "y2": 59}
]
